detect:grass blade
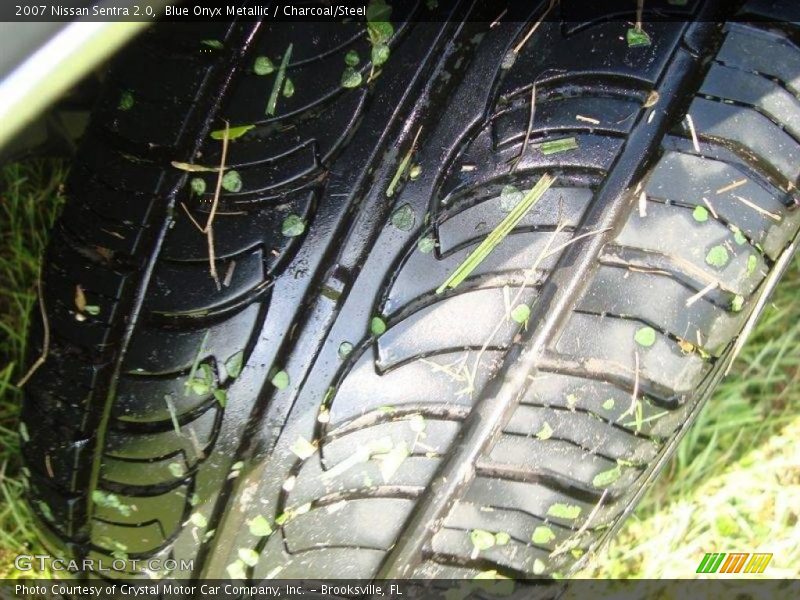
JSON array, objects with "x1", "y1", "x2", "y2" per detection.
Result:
[
  {"x1": 436, "y1": 173, "x2": 555, "y2": 294},
  {"x1": 266, "y1": 44, "x2": 293, "y2": 117}
]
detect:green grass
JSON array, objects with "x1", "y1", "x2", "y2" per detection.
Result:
[
  {"x1": 0, "y1": 161, "x2": 65, "y2": 577},
  {"x1": 0, "y1": 160, "x2": 798, "y2": 578}
]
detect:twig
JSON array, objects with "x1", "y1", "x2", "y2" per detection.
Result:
[
  {"x1": 685, "y1": 280, "x2": 718, "y2": 307},
  {"x1": 181, "y1": 202, "x2": 205, "y2": 233},
  {"x1": 17, "y1": 268, "x2": 49, "y2": 387},
  {"x1": 635, "y1": 0, "x2": 644, "y2": 30},
  {"x1": 715, "y1": 179, "x2": 747, "y2": 195},
  {"x1": 701, "y1": 197, "x2": 718, "y2": 220},
  {"x1": 550, "y1": 489, "x2": 610, "y2": 557},
  {"x1": 619, "y1": 351, "x2": 640, "y2": 422},
  {"x1": 511, "y1": 84, "x2": 536, "y2": 172},
  {"x1": 490, "y1": 8, "x2": 507, "y2": 28},
  {"x1": 731, "y1": 194, "x2": 782, "y2": 222},
  {"x1": 576, "y1": 114, "x2": 600, "y2": 125},
  {"x1": 685, "y1": 114, "x2": 701, "y2": 153},
  {"x1": 512, "y1": 0, "x2": 559, "y2": 55},
  {"x1": 206, "y1": 121, "x2": 231, "y2": 290}
]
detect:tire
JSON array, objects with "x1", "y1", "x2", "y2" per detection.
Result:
[{"x1": 20, "y1": 1, "x2": 800, "y2": 580}]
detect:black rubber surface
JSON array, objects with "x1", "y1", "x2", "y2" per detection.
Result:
[{"x1": 20, "y1": 0, "x2": 800, "y2": 580}]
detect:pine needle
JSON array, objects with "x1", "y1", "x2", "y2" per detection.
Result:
[{"x1": 436, "y1": 173, "x2": 555, "y2": 294}]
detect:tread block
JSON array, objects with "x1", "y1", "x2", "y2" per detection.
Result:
[
  {"x1": 145, "y1": 248, "x2": 266, "y2": 316},
  {"x1": 687, "y1": 97, "x2": 800, "y2": 185},
  {"x1": 612, "y1": 200, "x2": 767, "y2": 297},
  {"x1": 327, "y1": 350, "x2": 497, "y2": 426},
  {"x1": 377, "y1": 287, "x2": 536, "y2": 369},
  {"x1": 384, "y1": 231, "x2": 568, "y2": 313},
  {"x1": 284, "y1": 499, "x2": 414, "y2": 553},
  {"x1": 113, "y1": 373, "x2": 216, "y2": 424},
  {"x1": 645, "y1": 151, "x2": 800, "y2": 259},
  {"x1": 580, "y1": 265, "x2": 746, "y2": 355},
  {"x1": 717, "y1": 24, "x2": 800, "y2": 97},
  {"x1": 555, "y1": 312, "x2": 710, "y2": 397},
  {"x1": 286, "y1": 456, "x2": 435, "y2": 510},
  {"x1": 122, "y1": 303, "x2": 258, "y2": 374}
]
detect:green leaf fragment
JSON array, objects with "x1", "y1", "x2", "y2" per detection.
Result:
[
  {"x1": 692, "y1": 205, "x2": 709, "y2": 222},
  {"x1": 732, "y1": 227, "x2": 747, "y2": 245},
  {"x1": 190, "y1": 512, "x2": 208, "y2": 528},
  {"x1": 201, "y1": 40, "x2": 223, "y2": 49},
  {"x1": 281, "y1": 214, "x2": 306, "y2": 237},
  {"x1": 84, "y1": 305, "x2": 100, "y2": 316},
  {"x1": 368, "y1": 21, "x2": 394, "y2": 46},
  {"x1": 282, "y1": 78, "x2": 294, "y2": 98},
  {"x1": 470, "y1": 529, "x2": 496, "y2": 551},
  {"x1": 371, "y1": 316, "x2": 387, "y2": 336},
  {"x1": 731, "y1": 294, "x2": 745, "y2": 312},
  {"x1": 547, "y1": 503, "x2": 582, "y2": 520},
  {"x1": 391, "y1": 204, "x2": 415, "y2": 231},
  {"x1": 37, "y1": 502, "x2": 54, "y2": 521},
  {"x1": 408, "y1": 414, "x2": 426, "y2": 433},
  {"x1": 626, "y1": 27, "x2": 651, "y2": 47},
  {"x1": 535, "y1": 421, "x2": 553, "y2": 440},
  {"x1": 338, "y1": 341, "x2": 353, "y2": 358},
  {"x1": 602, "y1": 398, "x2": 615, "y2": 411},
  {"x1": 372, "y1": 43, "x2": 390, "y2": 66},
  {"x1": 747, "y1": 254, "x2": 758, "y2": 275},
  {"x1": 91, "y1": 491, "x2": 132, "y2": 517},
  {"x1": 494, "y1": 531, "x2": 511, "y2": 546},
  {"x1": 409, "y1": 164, "x2": 421, "y2": 180},
  {"x1": 225, "y1": 350, "x2": 244, "y2": 379},
  {"x1": 345, "y1": 50, "x2": 360, "y2": 67},
  {"x1": 168, "y1": 462, "x2": 185, "y2": 478},
  {"x1": 499, "y1": 185, "x2": 523, "y2": 213},
  {"x1": 706, "y1": 245, "x2": 730, "y2": 268},
  {"x1": 254, "y1": 56, "x2": 275, "y2": 75},
  {"x1": 190, "y1": 177, "x2": 206, "y2": 195},
  {"x1": 533, "y1": 558, "x2": 546, "y2": 575},
  {"x1": 221, "y1": 170, "x2": 242, "y2": 193},
  {"x1": 267, "y1": 44, "x2": 293, "y2": 116},
  {"x1": 289, "y1": 435, "x2": 316, "y2": 459},
  {"x1": 437, "y1": 174, "x2": 555, "y2": 294},
  {"x1": 379, "y1": 441, "x2": 409, "y2": 482},
  {"x1": 367, "y1": 0, "x2": 392, "y2": 22},
  {"x1": 118, "y1": 90, "x2": 134, "y2": 111},
  {"x1": 634, "y1": 326, "x2": 657, "y2": 348},
  {"x1": 417, "y1": 236, "x2": 436, "y2": 253},
  {"x1": 210, "y1": 124, "x2": 254, "y2": 140},
  {"x1": 249, "y1": 515, "x2": 273, "y2": 537},
  {"x1": 271, "y1": 370, "x2": 290, "y2": 390},
  {"x1": 213, "y1": 389, "x2": 228, "y2": 407},
  {"x1": 532, "y1": 525, "x2": 556, "y2": 545},
  {"x1": 538, "y1": 137, "x2": 578, "y2": 155},
  {"x1": 238, "y1": 548, "x2": 260, "y2": 567},
  {"x1": 226, "y1": 560, "x2": 246, "y2": 579},
  {"x1": 341, "y1": 67, "x2": 362, "y2": 88},
  {"x1": 592, "y1": 464, "x2": 622, "y2": 488},
  {"x1": 511, "y1": 304, "x2": 530, "y2": 324}
]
